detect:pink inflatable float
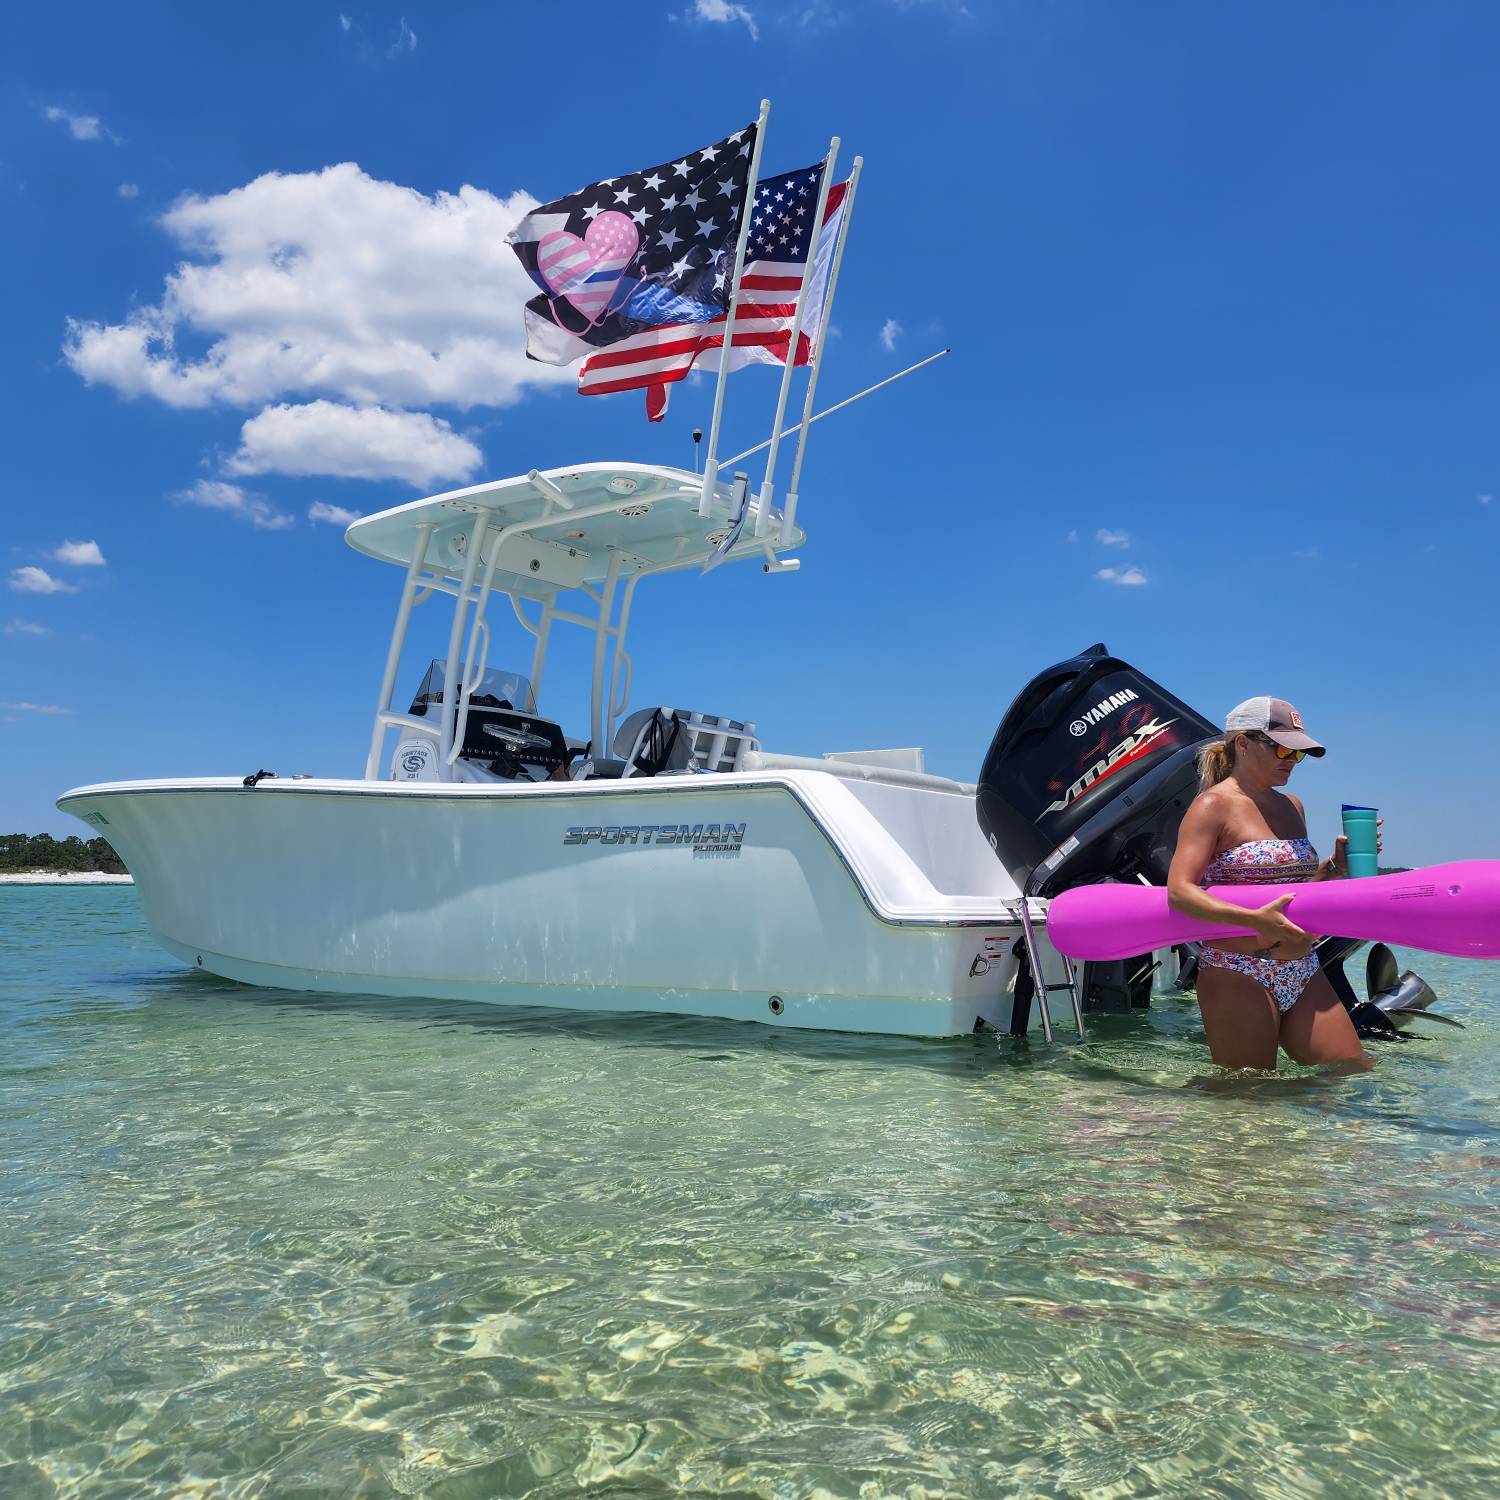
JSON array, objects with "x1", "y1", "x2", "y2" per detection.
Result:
[{"x1": 1047, "y1": 860, "x2": 1500, "y2": 962}]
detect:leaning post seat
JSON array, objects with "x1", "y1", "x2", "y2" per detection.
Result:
[{"x1": 608, "y1": 707, "x2": 760, "y2": 779}]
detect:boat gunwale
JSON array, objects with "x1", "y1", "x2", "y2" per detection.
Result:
[{"x1": 57, "y1": 771, "x2": 1029, "y2": 931}]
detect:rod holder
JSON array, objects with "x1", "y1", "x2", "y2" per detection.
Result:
[{"x1": 526, "y1": 469, "x2": 573, "y2": 510}]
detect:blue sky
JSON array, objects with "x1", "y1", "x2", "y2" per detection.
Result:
[{"x1": 3, "y1": 1, "x2": 1496, "y2": 865}]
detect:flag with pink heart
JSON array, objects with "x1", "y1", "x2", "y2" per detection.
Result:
[{"x1": 508, "y1": 120, "x2": 758, "y2": 369}]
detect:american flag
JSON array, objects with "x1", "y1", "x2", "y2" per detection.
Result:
[
  {"x1": 507, "y1": 122, "x2": 758, "y2": 369},
  {"x1": 577, "y1": 162, "x2": 849, "y2": 421}
]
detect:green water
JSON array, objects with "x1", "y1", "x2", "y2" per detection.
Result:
[{"x1": 3, "y1": 887, "x2": 1498, "y2": 1499}]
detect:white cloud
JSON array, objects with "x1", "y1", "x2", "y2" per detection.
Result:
[
  {"x1": 1096, "y1": 566, "x2": 1148, "y2": 586},
  {"x1": 1293, "y1": 547, "x2": 1320, "y2": 560},
  {"x1": 53, "y1": 539, "x2": 106, "y2": 567},
  {"x1": 879, "y1": 318, "x2": 902, "y2": 352},
  {"x1": 798, "y1": 2, "x2": 840, "y2": 27},
  {"x1": 225, "y1": 401, "x2": 481, "y2": 487},
  {"x1": 175, "y1": 479, "x2": 294, "y2": 530},
  {"x1": 339, "y1": 12, "x2": 353, "y2": 30},
  {"x1": 1095, "y1": 527, "x2": 1130, "y2": 547},
  {"x1": 687, "y1": 0, "x2": 759, "y2": 39},
  {"x1": 4, "y1": 620, "x2": 50, "y2": 635},
  {"x1": 1066, "y1": 528, "x2": 1078, "y2": 543},
  {"x1": 1480, "y1": 494, "x2": 1493, "y2": 505},
  {"x1": 389, "y1": 15, "x2": 417, "y2": 54},
  {"x1": 118, "y1": 183, "x2": 140, "y2": 199},
  {"x1": 45, "y1": 105, "x2": 119, "y2": 144},
  {"x1": 2, "y1": 701, "x2": 72, "y2": 714},
  {"x1": 63, "y1": 163, "x2": 563, "y2": 417},
  {"x1": 308, "y1": 500, "x2": 361, "y2": 526},
  {"x1": 10, "y1": 566, "x2": 78, "y2": 594}
]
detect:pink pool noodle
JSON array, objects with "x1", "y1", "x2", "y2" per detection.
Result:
[{"x1": 1046, "y1": 860, "x2": 1500, "y2": 962}]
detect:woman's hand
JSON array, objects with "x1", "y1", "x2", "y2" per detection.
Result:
[{"x1": 1251, "y1": 894, "x2": 1314, "y2": 957}]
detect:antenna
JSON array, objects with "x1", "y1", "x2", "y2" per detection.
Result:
[
  {"x1": 692, "y1": 428, "x2": 703, "y2": 474},
  {"x1": 722, "y1": 348, "x2": 952, "y2": 468}
]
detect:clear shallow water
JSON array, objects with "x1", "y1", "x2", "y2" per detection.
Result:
[{"x1": 2, "y1": 888, "x2": 1498, "y2": 1500}]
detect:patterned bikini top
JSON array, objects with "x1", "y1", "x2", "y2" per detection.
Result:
[{"x1": 1202, "y1": 837, "x2": 1319, "y2": 887}]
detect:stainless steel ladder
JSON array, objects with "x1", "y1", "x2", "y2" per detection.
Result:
[{"x1": 1016, "y1": 897, "x2": 1086, "y2": 1041}]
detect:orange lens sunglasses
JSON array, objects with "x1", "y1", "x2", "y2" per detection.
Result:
[{"x1": 1248, "y1": 732, "x2": 1305, "y2": 764}]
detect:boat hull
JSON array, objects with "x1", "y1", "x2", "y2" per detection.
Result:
[{"x1": 58, "y1": 773, "x2": 1031, "y2": 1036}]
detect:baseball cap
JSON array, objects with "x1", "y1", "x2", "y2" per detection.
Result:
[{"x1": 1223, "y1": 696, "x2": 1326, "y2": 756}]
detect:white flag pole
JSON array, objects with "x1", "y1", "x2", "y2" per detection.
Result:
[
  {"x1": 700, "y1": 98, "x2": 771, "y2": 518},
  {"x1": 780, "y1": 154, "x2": 862, "y2": 543},
  {"x1": 751, "y1": 137, "x2": 839, "y2": 539}
]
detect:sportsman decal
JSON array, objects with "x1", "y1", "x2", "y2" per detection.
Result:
[{"x1": 563, "y1": 823, "x2": 747, "y2": 859}]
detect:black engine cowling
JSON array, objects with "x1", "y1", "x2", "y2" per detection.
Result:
[{"x1": 977, "y1": 643, "x2": 1219, "y2": 898}]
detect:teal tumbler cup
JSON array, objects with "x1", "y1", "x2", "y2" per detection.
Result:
[{"x1": 1341, "y1": 805, "x2": 1379, "y2": 878}]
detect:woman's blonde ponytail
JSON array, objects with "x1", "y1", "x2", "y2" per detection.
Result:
[{"x1": 1196, "y1": 737, "x2": 1235, "y2": 792}]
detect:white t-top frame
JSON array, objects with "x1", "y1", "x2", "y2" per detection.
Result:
[{"x1": 347, "y1": 463, "x2": 805, "y2": 781}]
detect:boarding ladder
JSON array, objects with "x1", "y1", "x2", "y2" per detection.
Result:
[{"x1": 1014, "y1": 897, "x2": 1087, "y2": 1042}]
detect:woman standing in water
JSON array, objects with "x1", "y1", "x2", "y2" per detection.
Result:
[{"x1": 1166, "y1": 697, "x2": 1373, "y2": 1071}]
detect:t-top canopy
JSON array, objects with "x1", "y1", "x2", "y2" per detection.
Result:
[{"x1": 343, "y1": 462, "x2": 805, "y2": 595}]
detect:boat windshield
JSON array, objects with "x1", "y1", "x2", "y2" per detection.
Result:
[{"x1": 408, "y1": 659, "x2": 537, "y2": 716}]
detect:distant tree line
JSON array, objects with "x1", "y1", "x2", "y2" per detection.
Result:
[{"x1": 0, "y1": 833, "x2": 128, "y2": 874}]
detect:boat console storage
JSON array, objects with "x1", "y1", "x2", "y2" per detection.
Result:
[{"x1": 402, "y1": 661, "x2": 573, "y2": 782}]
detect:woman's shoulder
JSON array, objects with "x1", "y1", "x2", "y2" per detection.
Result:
[
  {"x1": 1183, "y1": 784, "x2": 1242, "y2": 833},
  {"x1": 1191, "y1": 783, "x2": 1246, "y2": 817}
]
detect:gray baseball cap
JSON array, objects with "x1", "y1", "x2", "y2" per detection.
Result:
[{"x1": 1223, "y1": 696, "x2": 1326, "y2": 756}]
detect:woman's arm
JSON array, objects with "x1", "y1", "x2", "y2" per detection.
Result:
[{"x1": 1167, "y1": 794, "x2": 1310, "y2": 948}]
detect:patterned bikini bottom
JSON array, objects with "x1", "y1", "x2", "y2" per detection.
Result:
[{"x1": 1198, "y1": 945, "x2": 1321, "y2": 1013}]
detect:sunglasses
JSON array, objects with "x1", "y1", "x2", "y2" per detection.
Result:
[{"x1": 1246, "y1": 732, "x2": 1305, "y2": 764}]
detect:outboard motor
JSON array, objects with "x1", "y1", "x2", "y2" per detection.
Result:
[
  {"x1": 977, "y1": 644, "x2": 1436, "y2": 1037},
  {"x1": 977, "y1": 643, "x2": 1219, "y2": 897},
  {"x1": 977, "y1": 644, "x2": 1218, "y2": 1025}
]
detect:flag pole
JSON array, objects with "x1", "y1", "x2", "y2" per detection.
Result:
[
  {"x1": 700, "y1": 98, "x2": 771, "y2": 518},
  {"x1": 751, "y1": 137, "x2": 839, "y2": 538},
  {"x1": 723, "y1": 345, "x2": 949, "y2": 468},
  {"x1": 779, "y1": 154, "x2": 862, "y2": 543}
]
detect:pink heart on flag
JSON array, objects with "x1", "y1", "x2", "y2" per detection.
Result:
[{"x1": 535, "y1": 211, "x2": 639, "y2": 326}]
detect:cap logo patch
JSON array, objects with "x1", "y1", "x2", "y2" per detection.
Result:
[{"x1": 1288, "y1": 707, "x2": 1304, "y2": 730}]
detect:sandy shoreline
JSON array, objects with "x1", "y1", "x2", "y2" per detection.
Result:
[{"x1": 0, "y1": 872, "x2": 134, "y2": 885}]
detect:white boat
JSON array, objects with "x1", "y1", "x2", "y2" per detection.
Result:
[
  {"x1": 59, "y1": 461, "x2": 1061, "y2": 1037},
  {"x1": 60, "y1": 458, "x2": 1425, "y2": 1040}
]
